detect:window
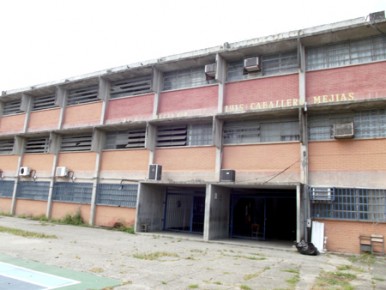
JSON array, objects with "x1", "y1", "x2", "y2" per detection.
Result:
[
  {"x1": 110, "y1": 76, "x2": 152, "y2": 98},
  {"x1": 0, "y1": 180, "x2": 15, "y2": 197},
  {"x1": 25, "y1": 137, "x2": 50, "y2": 153},
  {"x1": 32, "y1": 95, "x2": 57, "y2": 111},
  {"x1": 16, "y1": 181, "x2": 50, "y2": 201},
  {"x1": 311, "y1": 187, "x2": 386, "y2": 222},
  {"x1": 306, "y1": 35, "x2": 386, "y2": 70},
  {"x1": 60, "y1": 134, "x2": 92, "y2": 152},
  {"x1": 223, "y1": 119, "x2": 299, "y2": 144},
  {"x1": 226, "y1": 51, "x2": 298, "y2": 82},
  {"x1": 67, "y1": 85, "x2": 99, "y2": 105},
  {"x1": 156, "y1": 124, "x2": 212, "y2": 147},
  {"x1": 96, "y1": 183, "x2": 138, "y2": 207},
  {"x1": 52, "y1": 182, "x2": 92, "y2": 204},
  {"x1": 308, "y1": 109, "x2": 386, "y2": 141},
  {"x1": 2, "y1": 99, "x2": 22, "y2": 115},
  {"x1": 104, "y1": 128, "x2": 146, "y2": 149},
  {"x1": 0, "y1": 139, "x2": 14, "y2": 154},
  {"x1": 163, "y1": 67, "x2": 213, "y2": 91}
]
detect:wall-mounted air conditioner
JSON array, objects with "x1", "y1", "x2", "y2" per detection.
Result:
[
  {"x1": 56, "y1": 166, "x2": 68, "y2": 177},
  {"x1": 220, "y1": 169, "x2": 236, "y2": 182},
  {"x1": 333, "y1": 122, "x2": 354, "y2": 139},
  {"x1": 19, "y1": 167, "x2": 31, "y2": 177},
  {"x1": 204, "y1": 63, "x2": 216, "y2": 79},
  {"x1": 310, "y1": 187, "x2": 335, "y2": 201},
  {"x1": 148, "y1": 164, "x2": 162, "y2": 180},
  {"x1": 243, "y1": 57, "x2": 260, "y2": 73}
]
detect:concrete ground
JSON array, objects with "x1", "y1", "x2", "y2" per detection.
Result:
[{"x1": 0, "y1": 216, "x2": 385, "y2": 290}]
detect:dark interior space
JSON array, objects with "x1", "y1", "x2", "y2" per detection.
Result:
[{"x1": 230, "y1": 189, "x2": 296, "y2": 241}]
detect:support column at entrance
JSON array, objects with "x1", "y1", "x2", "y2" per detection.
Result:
[{"x1": 204, "y1": 184, "x2": 231, "y2": 241}]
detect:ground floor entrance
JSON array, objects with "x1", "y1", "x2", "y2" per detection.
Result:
[
  {"x1": 163, "y1": 187, "x2": 205, "y2": 234},
  {"x1": 230, "y1": 189, "x2": 296, "y2": 241}
]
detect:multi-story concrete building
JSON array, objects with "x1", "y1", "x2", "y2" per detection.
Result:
[{"x1": 0, "y1": 12, "x2": 385, "y2": 254}]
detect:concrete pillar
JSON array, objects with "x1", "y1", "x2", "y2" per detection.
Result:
[
  {"x1": 98, "y1": 77, "x2": 111, "y2": 125},
  {"x1": 56, "y1": 86, "x2": 67, "y2": 130},
  {"x1": 213, "y1": 118, "x2": 223, "y2": 180},
  {"x1": 152, "y1": 68, "x2": 162, "y2": 118},
  {"x1": 21, "y1": 93, "x2": 32, "y2": 133},
  {"x1": 204, "y1": 184, "x2": 231, "y2": 241},
  {"x1": 89, "y1": 129, "x2": 104, "y2": 226},
  {"x1": 45, "y1": 132, "x2": 60, "y2": 219},
  {"x1": 135, "y1": 183, "x2": 166, "y2": 232},
  {"x1": 215, "y1": 54, "x2": 226, "y2": 113},
  {"x1": 10, "y1": 136, "x2": 25, "y2": 215}
]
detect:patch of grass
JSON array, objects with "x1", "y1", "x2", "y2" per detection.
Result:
[
  {"x1": 348, "y1": 253, "x2": 375, "y2": 266},
  {"x1": 0, "y1": 226, "x2": 57, "y2": 239},
  {"x1": 133, "y1": 251, "x2": 179, "y2": 261},
  {"x1": 58, "y1": 211, "x2": 84, "y2": 225},
  {"x1": 0, "y1": 211, "x2": 13, "y2": 217},
  {"x1": 313, "y1": 270, "x2": 356, "y2": 290},
  {"x1": 188, "y1": 284, "x2": 199, "y2": 289},
  {"x1": 243, "y1": 266, "x2": 270, "y2": 281},
  {"x1": 337, "y1": 264, "x2": 363, "y2": 272},
  {"x1": 112, "y1": 222, "x2": 135, "y2": 234},
  {"x1": 240, "y1": 285, "x2": 252, "y2": 290},
  {"x1": 283, "y1": 268, "x2": 300, "y2": 289}
]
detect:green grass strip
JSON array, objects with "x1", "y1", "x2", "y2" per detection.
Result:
[{"x1": 0, "y1": 226, "x2": 57, "y2": 239}]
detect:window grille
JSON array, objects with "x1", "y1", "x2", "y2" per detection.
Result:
[
  {"x1": 32, "y1": 95, "x2": 57, "y2": 111},
  {"x1": 226, "y1": 51, "x2": 298, "y2": 82},
  {"x1": 25, "y1": 137, "x2": 50, "y2": 153},
  {"x1": 311, "y1": 187, "x2": 386, "y2": 222},
  {"x1": 2, "y1": 99, "x2": 22, "y2": 115},
  {"x1": 110, "y1": 76, "x2": 152, "y2": 99},
  {"x1": 223, "y1": 119, "x2": 299, "y2": 144},
  {"x1": 52, "y1": 182, "x2": 92, "y2": 204},
  {"x1": 0, "y1": 180, "x2": 15, "y2": 197},
  {"x1": 308, "y1": 109, "x2": 386, "y2": 141},
  {"x1": 156, "y1": 124, "x2": 212, "y2": 147},
  {"x1": 306, "y1": 35, "x2": 386, "y2": 70},
  {"x1": 96, "y1": 183, "x2": 138, "y2": 207},
  {"x1": 0, "y1": 139, "x2": 14, "y2": 154},
  {"x1": 105, "y1": 128, "x2": 146, "y2": 149},
  {"x1": 60, "y1": 134, "x2": 92, "y2": 152},
  {"x1": 163, "y1": 67, "x2": 212, "y2": 91},
  {"x1": 16, "y1": 181, "x2": 49, "y2": 201},
  {"x1": 67, "y1": 85, "x2": 99, "y2": 105}
]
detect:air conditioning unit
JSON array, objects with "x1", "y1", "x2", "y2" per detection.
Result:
[
  {"x1": 243, "y1": 57, "x2": 260, "y2": 73},
  {"x1": 19, "y1": 166, "x2": 31, "y2": 177},
  {"x1": 333, "y1": 122, "x2": 354, "y2": 139},
  {"x1": 56, "y1": 166, "x2": 68, "y2": 177},
  {"x1": 148, "y1": 164, "x2": 162, "y2": 181},
  {"x1": 204, "y1": 63, "x2": 216, "y2": 79},
  {"x1": 310, "y1": 187, "x2": 335, "y2": 201},
  {"x1": 369, "y1": 11, "x2": 385, "y2": 22},
  {"x1": 220, "y1": 169, "x2": 236, "y2": 182}
]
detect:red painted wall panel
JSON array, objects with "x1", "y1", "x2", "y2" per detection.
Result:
[
  {"x1": 306, "y1": 62, "x2": 386, "y2": 104},
  {"x1": 158, "y1": 85, "x2": 218, "y2": 118},
  {"x1": 224, "y1": 74, "x2": 299, "y2": 113},
  {"x1": 105, "y1": 94, "x2": 154, "y2": 123}
]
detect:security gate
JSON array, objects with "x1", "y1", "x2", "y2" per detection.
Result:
[{"x1": 163, "y1": 187, "x2": 205, "y2": 234}]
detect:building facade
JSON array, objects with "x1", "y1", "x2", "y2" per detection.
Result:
[{"x1": 1, "y1": 12, "x2": 386, "y2": 254}]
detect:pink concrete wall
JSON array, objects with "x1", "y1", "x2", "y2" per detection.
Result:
[
  {"x1": 105, "y1": 94, "x2": 154, "y2": 123},
  {"x1": 94, "y1": 206, "x2": 136, "y2": 227}
]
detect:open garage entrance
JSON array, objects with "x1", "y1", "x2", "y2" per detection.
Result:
[
  {"x1": 163, "y1": 187, "x2": 206, "y2": 234},
  {"x1": 230, "y1": 189, "x2": 296, "y2": 241}
]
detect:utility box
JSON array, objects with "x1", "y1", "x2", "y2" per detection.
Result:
[
  {"x1": 220, "y1": 169, "x2": 235, "y2": 182},
  {"x1": 148, "y1": 164, "x2": 162, "y2": 180}
]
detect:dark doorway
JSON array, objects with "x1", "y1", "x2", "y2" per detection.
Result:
[
  {"x1": 163, "y1": 187, "x2": 205, "y2": 234},
  {"x1": 230, "y1": 189, "x2": 296, "y2": 241}
]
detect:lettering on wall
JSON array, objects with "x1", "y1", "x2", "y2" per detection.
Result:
[
  {"x1": 312, "y1": 92, "x2": 355, "y2": 104},
  {"x1": 224, "y1": 99, "x2": 299, "y2": 113},
  {"x1": 224, "y1": 92, "x2": 356, "y2": 113}
]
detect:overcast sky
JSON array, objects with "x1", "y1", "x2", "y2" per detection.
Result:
[{"x1": 0, "y1": 0, "x2": 384, "y2": 92}]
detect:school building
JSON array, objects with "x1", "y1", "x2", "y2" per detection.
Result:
[{"x1": 0, "y1": 11, "x2": 385, "y2": 254}]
